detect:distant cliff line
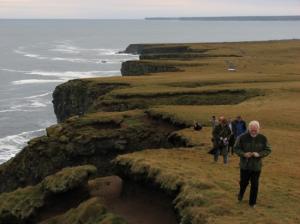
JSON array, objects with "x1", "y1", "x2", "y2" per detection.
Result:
[{"x1": 145, "y1": 15, "x2": 300, "y2": 21}]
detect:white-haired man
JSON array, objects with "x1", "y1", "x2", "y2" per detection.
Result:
[{"x1": 234, "y1": 121, "x2": 271, "y2": 208}]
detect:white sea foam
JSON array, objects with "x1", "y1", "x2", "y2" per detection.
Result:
[
  {"x1": 26, "y1": 70, "x2": 120, "y2": 79},
  {"x1": 0, "y1": 109, "x2": 37, "y2": 113},
  {"x1": 0, "y1": 109, "x2": 26, "y2": 113},
  {"x1": 24, "y1": 92, "x2": 52, "y2": 99},
  {"x1": 51, "y1": 57, "x2": 89, "y2": 63},
  {"x1": 24, "y1": 53, "x2": 45, "y2": 59},
  {"x1": 2, "y1": 67, "x2": 120, "y2": 79},
  {"x1": 0, "y1": 129, "x2": 45, "y2": 164},
  {"x1": 12, "y1": 79, "x2": 64, "y2": 85},
  {"x1": 0, "y1": 68, "x2": 27, "y2": 73},
  {"x1": 10, "y1": 70, "x2": 120, "y2": 86},
  {"x1": 0, "y1": 90, "x2": 52, "y2": 114},
  {"x1": 51, "y1": 43, "x2": 120, "y2": 55},
  {"x1": 50, "y1": 44, "x2": 81, "y2": 54},
  {"x1": 11, "y1": 100, "x2": 49, "y2": 109},
  {"x1": 5, "y1": 69, "x2": 120, "y2": 86},
  {"x1": 13, "y1": 44, "x2": 135, "y2": 64}
]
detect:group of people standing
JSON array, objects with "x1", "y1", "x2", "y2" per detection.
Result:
[
  {"x1": 210, "y1": 115, "x2": 271, "y2": 208},
  {"x1": 211, "y1": 115, "x2": 247, "y2": 163}
]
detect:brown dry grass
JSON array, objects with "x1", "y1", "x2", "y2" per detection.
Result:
[{"x1": 111, "y1": 40, "x2": 300, "y2": 223}]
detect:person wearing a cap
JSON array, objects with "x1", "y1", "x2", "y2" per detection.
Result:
[{"x1": 234, "y1": 120, "x2": 271, "y2": 208}]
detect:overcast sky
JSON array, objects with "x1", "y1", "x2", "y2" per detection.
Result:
[{"x1": 0, "y1": 0, "x2": 299, "y2": 19}]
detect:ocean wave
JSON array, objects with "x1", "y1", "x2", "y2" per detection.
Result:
[
  {"x1": 3, "y1": 100, "x2": 49, "y2": 111},
  {"x1": 14, "y1": 44, "x2": 138, "y2": 64},
  {"x1": 5, "y1": 69, "x2": 120, "y2": 86},
  {"x1": 51, "y1": 57, "x2": 89, "y2": 63},
  {"x1": 0, "y1": 109, "x2": 38, "y2": 113},
  {"x1": 0, "y1": 68, "x2": 28, "y2": 73},
  {"x1": 26, "y1": 70, "x2": 120, "y2": 79},
  {"x1": 12, "y1": 79, "x2": 64, "y2": 85},
  {"x1": 50, "y1": 44, "x2": 81, "y2": 54},
  {"x1": 15, "y1": 49, "x2": 89, "y2": 63},
  {"x1": 51, "y1": 43, "x2": 120, "y2": 56},
  {"x1": 0, "y1": 109, "x2": 34, "y2": 113},
  {"x1": 0, "y1": 91, "x2": 52, "y2": 114},
  {"x1": 24, "y1": 92, "x2": 52, "y2": 99},
  {"x1": 10, "y1": 100, "x2": 49, "y2": 109},
  {"x1": 1, "y1": 67, "x2": 120, "y2": 78},
  {"x1": 0, "y1": 129, "x2": 45, "y2": 164},
  {"x1": 0, "y1": 92, "x2": 52, "y2": 104}
]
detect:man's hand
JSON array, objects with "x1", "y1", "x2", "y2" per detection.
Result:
[
  {"x1": 244, "y1": 152, "x2": 253, "y2": 158},
  {"x1": 252, "y1": 152, "x2": 260, "y2": 158}
]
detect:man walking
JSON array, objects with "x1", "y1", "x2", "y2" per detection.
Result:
[
  {"x1": 212, "y1": 116, "x2": 231, "y2": 164},
  {"x1": 210, "y1": 115, "x2": 218, "y2": 129},
  {"x1": 231, "y1": 115, "x2": 247, "y2": 154},
  {"x1": 234, "y1": 121, "x2": 271, "y2": 207}
]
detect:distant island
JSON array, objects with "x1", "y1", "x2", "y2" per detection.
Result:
[{"x1": 145, "y1": 15, "x2": 300, "y2": 21}]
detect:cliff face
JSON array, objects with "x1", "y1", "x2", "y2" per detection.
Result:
[
  {"x1": 121, "y1": 44, "x2": 206, "y2": 76},
  {"x1": 0, "y1": 165, "x2": 126, "y2": 224},
  {"x1": 121, "y1": 44, "x2": 147, "y2": 54},
  {"x1": 0, "y1": 111, "x2": 178, "y2": 193},
  {"x1": 122, "y1": 44, "x2": 197, "y2": 55},
  {"x1": 121, "y1": 60, "x2": 181, "y2": 76},
  {"x1": 120, "y1": 44, "x2": 242, "y2": 76},
  {"x1": 52, "y1": 79, "x2": 129, "y2": 122}
]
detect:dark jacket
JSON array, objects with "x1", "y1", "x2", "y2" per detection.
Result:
[
  {"x1": 234, "y1": 132, "x2": 271, "y2": 171},
  {"x1": 232, "y1": 120, "x2": 247, "y2": 138},
  {"x1": 213, "y1": 124, "x2": 232, "y2": 147}
]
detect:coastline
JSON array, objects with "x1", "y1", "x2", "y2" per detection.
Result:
[{"x1": 0, "y1": 39, "x2": 300, "y2": 223}]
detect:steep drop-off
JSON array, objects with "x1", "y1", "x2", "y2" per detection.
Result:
[{"x1": 0, "y1": 110, "x2": 178, "y2": 193}]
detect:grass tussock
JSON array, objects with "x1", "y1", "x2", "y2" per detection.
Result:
[
  {"x1": 0, "y1": 165, "x2": 97, "y2": 223},
  {"x1": 40, "y1": 197, "x2": 126, "y2": 224}
]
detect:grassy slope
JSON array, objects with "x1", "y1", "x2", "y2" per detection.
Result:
[
  {"x1": 2, "y1": 40, "x2": 299, "y2": 223},
  {"x1": 109, "y1": 40, "x2": 300, "y2": 223}
]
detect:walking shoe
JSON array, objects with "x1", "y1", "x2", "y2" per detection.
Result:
[{"x1": 249, "y1": 204, "x2": 256, "y2": 208}]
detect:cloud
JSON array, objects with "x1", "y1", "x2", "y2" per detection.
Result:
[{"x1": 0, "y1": 0, "x2": 299, "y2": 18}]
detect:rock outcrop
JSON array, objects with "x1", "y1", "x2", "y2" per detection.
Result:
[
  {"x1": 121, "y1": 60, "x2": 181, "y2": 76},
  {"x1": 121, "y1": 44, "x2": 147, "y2": 54},
  {"x1": 52, "y1": 79, "x2": 129, "y2": 122},
  {"x1": 0, "y1": 165, "x2": 96, "y2": 224},
  {"x1": 40, "y1": 197, "x2": 126, "y2": 224},
  {"x1": 0, "y1": 111, "x2": 178, "y2": 193}
]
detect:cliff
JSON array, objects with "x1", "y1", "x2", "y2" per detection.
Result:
[
  {"x1": 1, "y1": 40, "x2": 300, "y2": 224},
  {"x1": 0, "y1": 110, "x2": 178, "y2": 193},
  {"x1": 52, "y1": 79, "x2": 129, "y2": 122},
  {"x1": 120, "y1": 43, "x2": 242, "y2": 76},
  {"x1": 121, "y1": 60, "x2": 181, "y2": 76}
]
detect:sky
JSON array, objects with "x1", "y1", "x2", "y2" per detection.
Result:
[{"x1": 0, "y1": 0, "x2": 299, "y2": 19}]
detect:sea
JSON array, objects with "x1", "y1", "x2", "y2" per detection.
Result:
[{"x1": 0, "y1": 19, "x2": 300, "y2": 164}]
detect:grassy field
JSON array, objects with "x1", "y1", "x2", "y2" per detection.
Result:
[
  {"x1": 2, "y1": 39, "x2": 300, "y2": 223},
  {"x1": 110, "y1": 40, "x2": 300, "y2": 223}
]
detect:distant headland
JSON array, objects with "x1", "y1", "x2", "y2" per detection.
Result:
[{"x1": 145, "y1": 15, "x2": 300, "y2": 21}]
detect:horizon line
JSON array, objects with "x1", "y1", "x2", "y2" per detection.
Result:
[{"x1": 1, "y1": 15, "x2": 300, "y2": 20}]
